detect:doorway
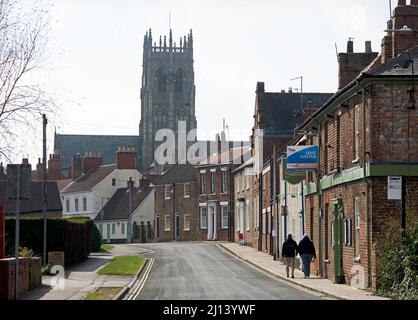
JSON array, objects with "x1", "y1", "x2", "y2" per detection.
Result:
[
  {"x1": 207, "y1": 204, "x2": 217, "y2": 241},
  {"x1": 175, "y1": 215, "x2": 180, "y2": 240},
  {"x1": 332, "y1": 198, "x2": 345, "y2": 284}
]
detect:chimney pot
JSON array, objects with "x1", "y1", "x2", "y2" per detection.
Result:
[
  {"x1": 347, "y1": 38, "x2": 354, "y2": 53},
  {"x1": 256, "y1": 82, "x2": 265, "y2": 94},
  {"x1": 398, "y1": 0, "x2": 406, "y2": 6},
  {"x1": 365, "y1": 41, "x2": 372, "y2": 53}
]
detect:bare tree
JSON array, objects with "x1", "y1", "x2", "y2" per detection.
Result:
[{"x1": 0, "y1": 0, "x2": 54, "y2": 161}]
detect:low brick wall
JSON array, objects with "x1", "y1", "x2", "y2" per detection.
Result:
[
  {"x1": 47, "y1": 252, "x2": 64, "y2": 274},
  {"x1": 29, "y1": 257, "x2": 42, "y2": 290},
  {"x1": 0, "y1": 258, "x2": 30, "y2": 300}
]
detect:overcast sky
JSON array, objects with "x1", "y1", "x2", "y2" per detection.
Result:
[{"x1": 16, "y1": 0, "x2": 393, "y2": 165}]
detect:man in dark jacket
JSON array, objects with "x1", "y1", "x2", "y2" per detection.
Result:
[
  {"x1": 298, "y1": 234, "x2": 316, "y2": 278},
  {"x1": 281, "y1": 234, "x2": 299, "y2": 278}
]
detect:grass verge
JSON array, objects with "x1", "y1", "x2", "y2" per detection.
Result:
[
  {"x1": 101, "y1": 244, "x2": 114, "y2": 252},
  {"x1": 98, "y1": 256, "x2": 145, "y2": 276},
  {"x1": 84, "y1": 287, "x2": 122, "y2": 300}
]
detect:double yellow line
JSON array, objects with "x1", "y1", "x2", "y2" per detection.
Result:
[{"x1": 126, "y1": 258, "x2": 155, "y2": 300}]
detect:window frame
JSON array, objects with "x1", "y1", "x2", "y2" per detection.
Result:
[
  {"x1": 200, "y1": 171, "x2": 206, "y2": 195},
  {"x1": 164, "y1": 215, "x2": 171, "y2": 231},
  {"x1": 221, "y1": 206, "x2": 229, "y2": 230},
  {"x1": 66, "y1": 199, "x2": 70, "y2": 213},
  {"x1": 199, "y1": 206, "x2": 208, "y2": 230},
  {"x1": 74, "y1": 198, "x2": 79, "y2": 213},
  {"x1": 354, "y1": 197, "x2": 361, "y2": 258},
  {"x1": 83, "y1": 198, "x2": 87, "y2": 212},
  {"x1": 164, "y1": 185, "x2": 172, "y2": 200},
  {"x1": 184, "y1": 214, "x2": 191, "y2": 231},
  {"x1": 210, "y1": 170, "x2": 216, "y2": 195},
  {"x1": 112, "y1": 223, "x2": 115, "y2": 235},
  {"x1": 221, "y1": 169, "x2": 227, "y2": 194},
  {"x1": 184, "y1": 183, "x2": 191, "y2": 198}
]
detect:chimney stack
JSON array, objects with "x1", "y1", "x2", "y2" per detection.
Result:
[
  {"x1": 338, "y1": 38, "x2": 378, "y2": 90},
  {"x1": 71, "y1": 154, "x2": 83, "y2": 179},
  {"x1": 390, "y1": 1, "x2": 418, "y2": 59},
  {"x1": 256, "y1": 82, "x2": 265, "y2": 94},
  {"x1": 139, "y1": 176, "x2": 151, "y2": 190},
  {"x1": 0, "y1": 162, "x2": 5, "y2": 180},
  {"x1": 22, "y1": 158, "x2": 29, "y2": 165},
  {"x1": 83, "y1": 152, "x2": 103, "y2": 174},
  {"x1": 47, "y1": 154, "x2": 62, "y2": 181},
  {"x1": 116, "y1": 146, "x2": 137, "y2": 170}
]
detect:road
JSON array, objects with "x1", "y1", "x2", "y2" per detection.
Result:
[{"x1": 131, "y1": 242, "x2": 322, "y2": 300}]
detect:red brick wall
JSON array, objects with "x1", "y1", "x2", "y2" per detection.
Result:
[
  {"x1": 83, "y1": 154, "x2": 103, "y2": 174},
  {"x1": 117, "y1": 152, "x2": 137, "y2": 170},
  {"x1": 0, "y1": 258, "x2": 30, "y2": 300},
  {"x1": 370, "y1": 84, "x2": 418, "y2": 162},
  {"x1": 0, "y1": 204, "x2": 4, "y2": 259}
]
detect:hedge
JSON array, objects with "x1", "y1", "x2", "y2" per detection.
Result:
[{"x1": 5, "y1": 218, "x2": 100, "y2": 267}]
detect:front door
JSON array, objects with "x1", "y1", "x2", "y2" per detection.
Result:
[
  {"x1": 207, "y1": 204, "x2": 217, "y2": 240},
  {"x1": 106, "y1": 223, "x2": 111, "y2": 244},
  {"x1": 156, "y1": 217, "x2": 160, "y2": 240},
  {"x1": 175, "y1": 215, "x2": 180, "y2": 240},
  {"x1": 333, "y1": 198, "x2": 344, "y2": 284}
]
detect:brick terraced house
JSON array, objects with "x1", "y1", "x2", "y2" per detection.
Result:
[
  {"x1": 298, "y1": 0, "x2": 418, "y2": 290},
  {"x1": 250, "y1": 83, "x2": 333, "y2": 255},
  {"x1": 153, "y1": 164, "x2": 198, "y2": 242}
]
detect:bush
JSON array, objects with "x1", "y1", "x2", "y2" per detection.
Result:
[
  {"x1": 90, "y1": 223, "x2": 102, "y2": 252},
  {"x1": 5, "y1": 218, "x2": 95, "y2": 267},
  {"x1": 377, "y1": 220, "x2": 418, "y2": 300}
]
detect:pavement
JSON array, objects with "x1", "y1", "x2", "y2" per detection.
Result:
[
  {"x1": 218, "y1": 242, "x2": 388, "y2": 300},
  {"x1": 20, "y1": 245, "x2": 150, "y2": 300},
  {"x1": 134, "y1": 242, "x2": 326, "y2": 300}
]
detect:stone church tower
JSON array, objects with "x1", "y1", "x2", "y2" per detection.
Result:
[{"x1": 139, "y1": 28, "x2": 197, "y2": 169}]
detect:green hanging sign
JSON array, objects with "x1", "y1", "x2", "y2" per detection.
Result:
[{"x1": 282, "y1": 158, "x2": 305, "y2": 185}]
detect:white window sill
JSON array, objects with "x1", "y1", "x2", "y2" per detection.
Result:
[
  {"x1": 184, "y1": 196, "x2": 190, "y2": 199},
  {"x1": 352, "y1": 158, "x2": 360, "y2": 164},
  {"x1": 354, "y1": 257, "x2": 361, "y2": 263},
  {"x1": 324, "y1": 259, "x2": 330, "y2": 264},
  {"x1": 164, "y1": 198, "x2": 171, "y2": 200}
]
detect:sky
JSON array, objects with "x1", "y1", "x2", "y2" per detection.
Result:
[{"x1": 15, "y1": 0, "x2": 393, "y2": 165}]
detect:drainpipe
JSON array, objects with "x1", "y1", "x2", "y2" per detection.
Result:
[
  {"x1": 229, "y1": 166, "x2": 233, "y2": 242},
  {"x1": 361, "y1": 85, "x2": 372, "y2": 289},
  {"x1": 284, "y1": 181, "x2": 288, "y2": 241},
  {"x1": 301, "y1": 181, "x2": 305, "y2": 236},
  {"x1": 172, "y1": 182, "x2": 176, "y2": 241},
  {"x1": 316, "y1": 121, "x2": 323, "y2": 278},
  {"x1": 258, "y1": 172, "x2": 263, "y2": 251}
]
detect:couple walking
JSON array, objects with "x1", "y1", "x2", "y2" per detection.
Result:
[{"x1": 281, "y1": 234, "x2": 316, "y2": 279}]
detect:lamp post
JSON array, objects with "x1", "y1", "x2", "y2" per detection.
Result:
[
  {"x1": 127, "y1": 178, "x2": 134, "y2": 244},
  {"x1": 101, "y1": 197, "x2": 110, "y2": 242}
]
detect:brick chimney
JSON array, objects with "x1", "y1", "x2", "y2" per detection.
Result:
[
  {"x1": 22, "y1": 158, "x2": 29, "y2": 165},
  {"x1": 256, "y1": 82, "x2": 265, "y2": 94},
  {"x1": 116, "y1": 146, "x2": 136, "y2": 170},
  {"x1": 34, "y1": 158, "x2": 43, "y2": 181},
  {"x1": 83, "y1": 152, "x2": 103, "y2": 174},
  {"x1": 303, "y1": 101, "x2": 316, "y2": 121},
  {"x1": 71, "y1": 154, "x2": 83, "y2": 179},
  {"x1": 47, "y1": 154, "x2": 61, "y2": 181},
  {"x1": 139, "y1": 176, "x2": 151, "y2": 190},
  {"x1": 338, "y1": 39, "x2": 379, "y2": 90},
  {"x1": 391, "y1": 1, "x2": 418, "y2": 58}
]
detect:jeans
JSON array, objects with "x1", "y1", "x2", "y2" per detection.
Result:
[{"x1": 301, "y1": 254, "x2": 313, "y2": 277}]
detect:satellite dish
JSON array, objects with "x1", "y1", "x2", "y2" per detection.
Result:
[{"x1": 396, "y1": 53, "x2": 412, "y2": 69}]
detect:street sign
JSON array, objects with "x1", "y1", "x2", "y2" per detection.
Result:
[
  {"x1": 282, "y1": 158, "x2": 305, "y2": 184},
  {"x1": 287, "y1": 146, "x2": 319, "y2": 171},
  {"x1": 388, "y1": 176, "x2": 402, "y2": 200}
]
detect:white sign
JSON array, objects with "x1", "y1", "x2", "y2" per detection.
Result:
[{"x1": 388, "y1": 176, "x2": 402, "y2": 200}]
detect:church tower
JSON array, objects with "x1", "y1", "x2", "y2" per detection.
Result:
[{"x1": 139, "y1": 28, "x2": 197, "y2": 169}]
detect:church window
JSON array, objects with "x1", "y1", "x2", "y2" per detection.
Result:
[
  {"x1": 156, "y1": 67, "x2": 166, "y2": 93},
  {"x1": 175, "y1": 68, "x2": 183, "y2": 93}
]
